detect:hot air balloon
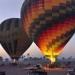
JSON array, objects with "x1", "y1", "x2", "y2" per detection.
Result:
[
  {"x1": 0, "y1": 18, "x2": 32, "y2": 59},
  {"x1": 21, "y1": 0, "x2": 75, "y2": 63}
]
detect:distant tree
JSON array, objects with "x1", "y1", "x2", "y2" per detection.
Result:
[
  {"x1": 4, "y1": 58, "x2": 10, "y2": 62},
  {"x1": 0, "y1": 56, "x2": 3, "y2": 66},
  {"x1": 27, "y1": 53, "x2": 30, "y2": 58},
  {"x1": 23, "y1": 55, "x2": 26, "y2": 58},
  {"x1": 68, "y1": 56, "x2": 72, "y2": 60},
  {"x1": 62, "y1": 57, "x2": 65, "y2": 60},
  {"x1": 21, "y1": 55, "x2": 25, "y2": 60},
  {"x1": 0, "y1": 56, "x2": 3, "y2": 61},
  {"x1": 62, "y1": 57, "x2": 66, "y2": 63}
]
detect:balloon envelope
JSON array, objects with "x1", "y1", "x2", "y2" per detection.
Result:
[
  {"x1": 21, "y1": 0, "x2": 75, "y2": 62},
  {"x1": 0, "y1": 18, "x2": 32, "y2": 59},
  {"x1": 21, "y1": 0, "x2": 75, "y2": 38},
  {"x1": 35, "y1": 17, "x2": 75, "y2": 62}
]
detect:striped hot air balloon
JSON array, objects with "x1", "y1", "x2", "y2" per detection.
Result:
[
  {"x1": 21, "y1": 0, "x2": 75, "y2": 62},
  {"x1": 0, "y1": 18, "x2": 32, "y2": 59}
]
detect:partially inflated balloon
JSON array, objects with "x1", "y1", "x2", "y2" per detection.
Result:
[
  {"x1": 0, "y1": 18, "x2": 32, "y2": 59},
  {"x1": 21, "y1": 0, "x2": 75, "y2": 62}
]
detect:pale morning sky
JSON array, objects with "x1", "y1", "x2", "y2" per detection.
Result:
[{"x1": 0, "y1": 0, "x2": 75, "y2": 59}]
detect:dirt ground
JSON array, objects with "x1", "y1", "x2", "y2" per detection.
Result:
[{"x1": 0, "y1": 65, "x2": 67, "y2": 75}]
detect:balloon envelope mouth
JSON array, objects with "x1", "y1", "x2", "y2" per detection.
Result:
[{"x1": 44, "y1": 49, "x2": 62, "y2": 63}]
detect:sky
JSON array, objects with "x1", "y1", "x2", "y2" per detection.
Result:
[{"x1": 0, "y1": 0, "x2": 75, "y2": 59}]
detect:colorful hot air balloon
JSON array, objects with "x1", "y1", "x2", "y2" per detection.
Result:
[
  {"x1": 21, "y1": 0, "x2": 75, "y2": 62},
  {"x1": 0, "y1": 18, "x2": 32, "y2": 59}
]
